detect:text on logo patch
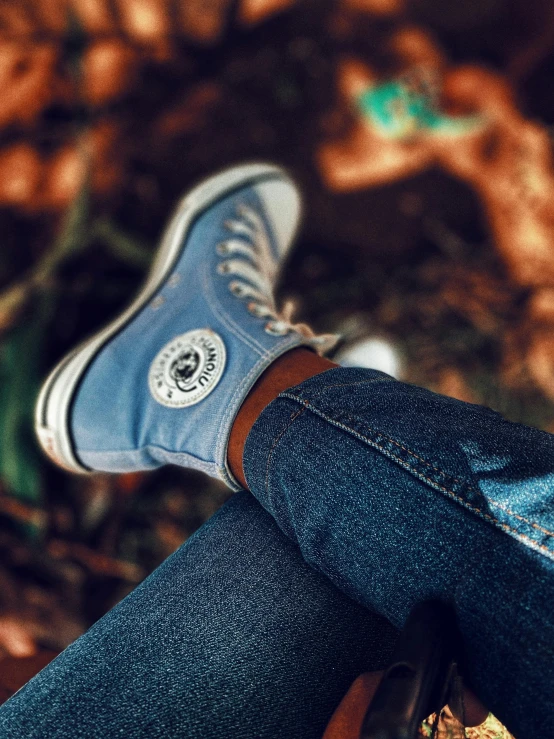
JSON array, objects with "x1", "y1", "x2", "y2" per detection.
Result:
[{"x1": 148, "y1": 329, "x2": 226, "y2": 408}]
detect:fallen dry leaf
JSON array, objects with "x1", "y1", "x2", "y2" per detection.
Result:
[
  {"x1": 239, "y1": 0, "x2": 297, "y2": 27},
  {"x1": 177, "y1": 0, "x2": 232, "y2": 45},
  {"x1": 341, "y1": 0, "x2": 404, "y2": 16},
  {"x1": 117, "y1": 0, "x2": 171, "y2": 45},
  {"x1": 435, "y1": 368, "x2": 478, "y2": 404},
  {"x1": 70, "y1": 0, "x2": 115, "y2": 34},
  {"x1": 528, "y1": 288, "x2": 554, "y2": 323},
  {"x1": 0, "y1": 42, "x2": 57, "y2": 128},
  {"x1": 318, "y1": 31, "x2": 554, "y2": 289},
  {"x1": 83, "y1": 39, "x2": 138, "y2": 106},
  {"x1": 0, "y1": 143, "x2": 42, "y2": 207},
  {"x1": 0, "y1": 617, "x2": 36, "y2": 659}
]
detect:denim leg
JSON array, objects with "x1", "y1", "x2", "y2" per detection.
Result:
[
  {"x1": 0, "y1": 490, "x2": 397, "y2": 739},
  {"x1": 243, "y1": 366, "x2": 554, "y2": 739}
]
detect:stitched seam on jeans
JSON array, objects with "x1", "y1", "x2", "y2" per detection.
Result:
[
  {"x1": 281, "y1": 392, "x2": 469, "y2": 484},
  {"x1": 286, "y1": 378, "x2": 396, "y2": 400},
  {"x1": 264, "y1": 406, "x2": 307, "y2": 499},
  {"x1": 281, "y1": 396, "x2": 554, "y2": 559},
  {"x1": 293, "y1": 397, "x2": 554, "y2": 540},
  {"x1": 487, "y1": 499, "x2": 554, "y2": 539},
  {"x1": 317, "y1": 406, "x2": 554, "y2": 540}
]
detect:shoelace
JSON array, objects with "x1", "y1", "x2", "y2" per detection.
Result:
[{"x1": 216, "y1": 202, "x2": 339, "y2": 355}]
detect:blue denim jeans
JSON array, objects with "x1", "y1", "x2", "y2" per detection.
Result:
[{"x1": 1, "y1": 367, "x2": 553, "y2": 738}]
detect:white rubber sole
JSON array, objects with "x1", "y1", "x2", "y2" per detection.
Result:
[{"x1": 34, "y1": 162, "x2": 293, "y2": 473}]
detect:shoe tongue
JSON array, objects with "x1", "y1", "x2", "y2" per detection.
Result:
[{"x1": 252, "y1": 178, "x2": 302, "y2": 259}]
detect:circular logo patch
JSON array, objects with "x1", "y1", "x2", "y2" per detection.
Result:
[{"x1": 148, "y1": 329, "x2": 226, "y2": 408}]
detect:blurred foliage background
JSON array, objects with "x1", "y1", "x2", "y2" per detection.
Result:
[{"x1": 0, "y1": 0, "x2": 554, "y2": 685}]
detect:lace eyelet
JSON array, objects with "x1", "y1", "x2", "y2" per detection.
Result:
[
  {"x1": 229, "y1": 282, "x2": 245, "y2": 297},
  {"x1": 264, "y1": 322, "x2": 289, "y2": 336},
  {"x1": 216, "y1": 242, "x2": 230, "y2": 256},
  {"x1": 217, "y1": 262, "x2": 230, "y2": 275},
  {"x1": 247, "y1": 302, "x2": 262, "y2": 316},
  {"x1": 151, "y1": 295, "x2": 165, "y2": 310}
]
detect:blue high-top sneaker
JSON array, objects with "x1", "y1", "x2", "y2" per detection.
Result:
[{"x1": 35, "y1": 163, "x2": 338, "y2": 490}]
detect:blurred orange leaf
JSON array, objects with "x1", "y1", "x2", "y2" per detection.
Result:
[
  {"x1": 70, "y1": 0, "x2": 115, "y2": 35},
  {"x1": 239, "y1": 0, "x2": 297, "y2": 27},
  {"x1": 0, "y1": 617, "x2": 36, "y2": 659},
  {"x1": 83, "y1": 39, "x2": 138, "y2": 106},
  {"x1": 0, "y1": 42, "x2": 57, "y2": 128},
  {"x1": 0, "y1": 143, "x2": 41, "y2": 207}
]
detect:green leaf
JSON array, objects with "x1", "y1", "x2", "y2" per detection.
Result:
[
  {"x1": 93, "y1": 217, "x2": 152, "y2": 270},
  {"x1": 0, "y1": 295, "x2": 55, "y2": 504},
  {"x1": 0, "y1": 180, "x2": 89, "y2": 510},
  {"x1": 33, "y1": 181, "x2": 91, "y2": 285}
]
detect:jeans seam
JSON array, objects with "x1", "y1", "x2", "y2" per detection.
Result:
[
  {"x1": 280, "y1": 394, "x2": 554, "y2": 561},
  {"x1": 265, "y1": 406, "x2": 307, "y2": 499},
  {"x1": 487, "y1": 499, "x2": 554, "y2": 539},
  {"x1": 289, "y1": 378, "x2": 396, "y2": 400},
  {"x1": 330, "y1": 410, "x2": 554, "y2": 540},
  {"x1": 282, "y1": 392, "x2": 471, "y2": 485}
]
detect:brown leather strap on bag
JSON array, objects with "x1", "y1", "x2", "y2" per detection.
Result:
[
  {"x1": 323, "y1": 672, "x2": 384, "y2": 739},
  {"x1": 323, "y1": 601, "x2": 503, "y2": 739},
  {"x1": 322, "y1": 671, "x2": 490, "y2": 739}
]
